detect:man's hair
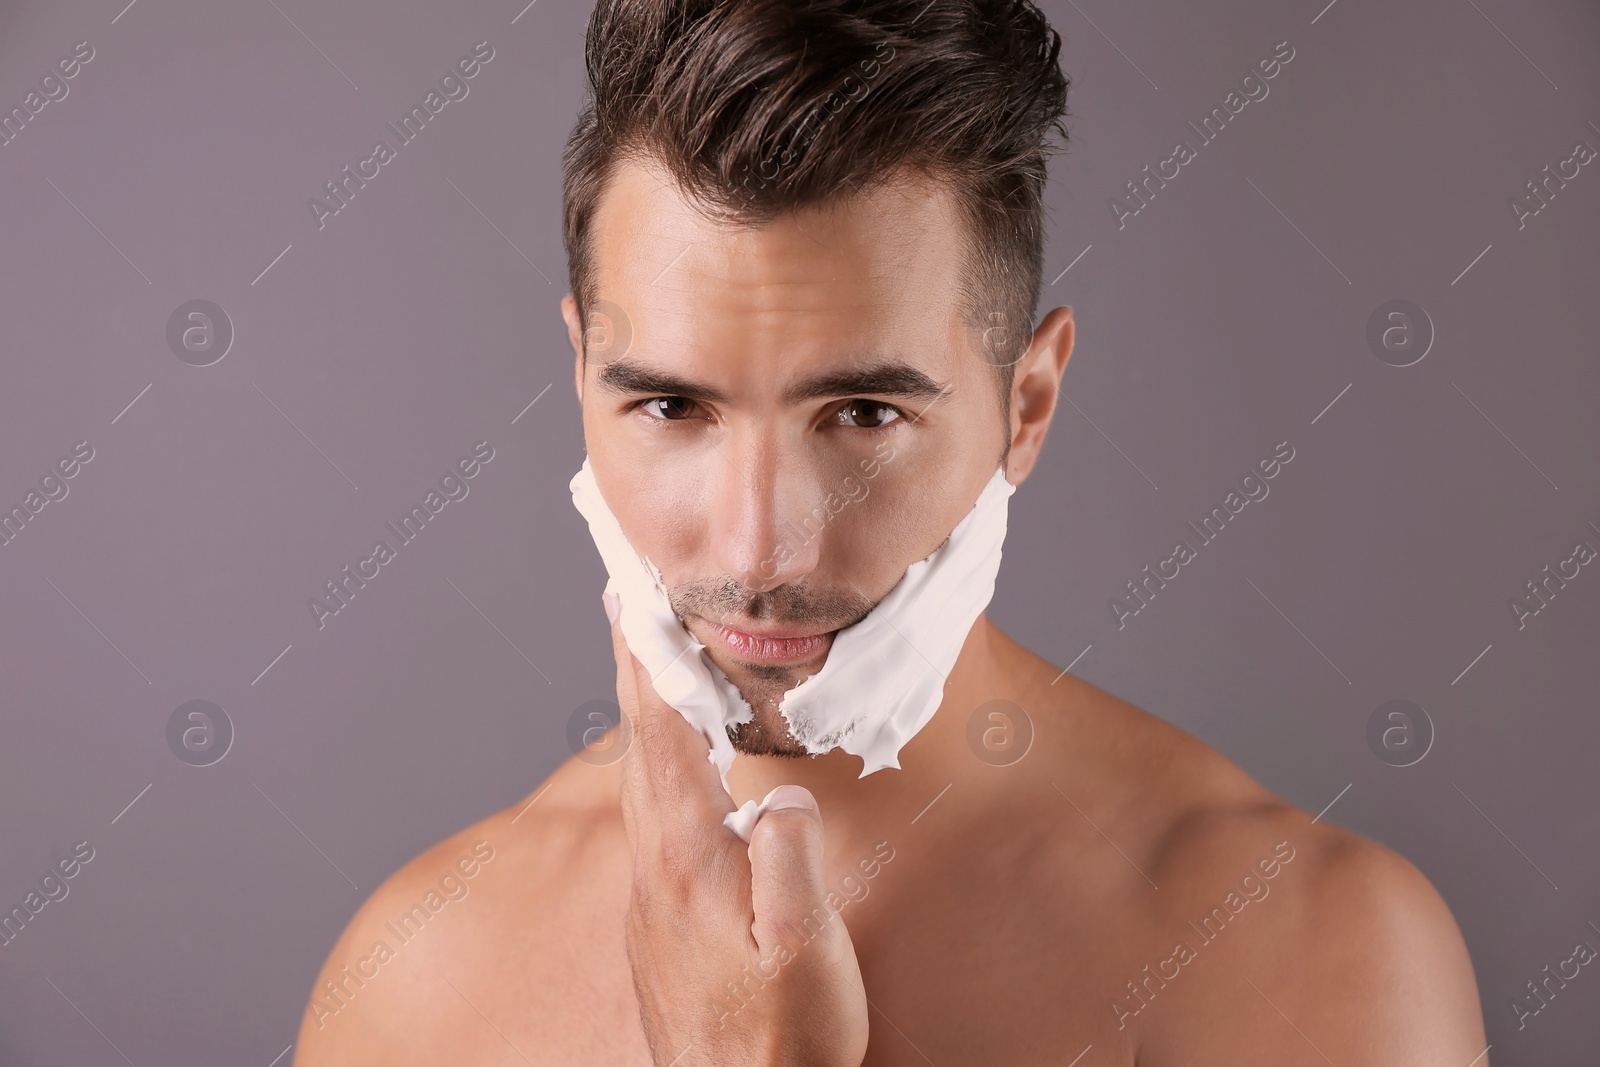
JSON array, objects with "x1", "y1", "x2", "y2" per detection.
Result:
[{"x1": 560, "y1": 0, "x2": 1072, "y2": 410}]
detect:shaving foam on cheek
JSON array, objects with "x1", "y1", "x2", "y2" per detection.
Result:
[{"x1": 568, "y1": 458, "x2": 1016, "y2": 831}]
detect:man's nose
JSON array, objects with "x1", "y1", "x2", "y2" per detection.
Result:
[{"x1": 707, "y1": 438, "x2": 822, "y2": 594}]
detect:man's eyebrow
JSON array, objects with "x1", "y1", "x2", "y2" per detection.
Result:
[
  {"x1": 593, "y1": 356, "x2": 949, "y2": 405},
  {"x1": 594, "y1": 359, "x2": 733, "y2": 404},
  {"x1": 782, "y1": 361, "x2": 949, "y2": 405}
]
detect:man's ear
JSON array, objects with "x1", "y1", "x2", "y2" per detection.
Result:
[
  {"x1": 1005, "y1": 306, "x2": 1074, "y2": 486},
  {"x1": 561, "y1": 293, "x2": 586, "y2": 403}
]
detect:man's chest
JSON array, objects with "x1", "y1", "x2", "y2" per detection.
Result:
[{"x1": 436, "y1": 874, "x2": 1142, "y2": 1066}]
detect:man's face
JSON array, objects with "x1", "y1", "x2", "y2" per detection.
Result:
[{"x1": 566, "y1": 158, "x2": 1010, "y2": 757}]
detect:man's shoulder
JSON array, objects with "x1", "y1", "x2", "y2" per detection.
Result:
[
  {"x1": 1049, "y1": 678, "x2": 1485, "y2": 1060},
  {"x1": 292, "y1": 755, "x2": 631, "y2": 1065}
]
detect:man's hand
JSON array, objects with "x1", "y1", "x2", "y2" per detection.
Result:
[{"x1": 604, "y1": 591, "x2": 870, "y2": 1067}]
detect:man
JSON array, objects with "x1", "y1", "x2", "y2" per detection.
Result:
[{"x1": 296, "y1": 0, "x2": 1489, "y2": 1061}]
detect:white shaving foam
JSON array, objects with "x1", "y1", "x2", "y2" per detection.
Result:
[{"x1": 569, "y1": 458, "x2": 1015, "y2": 831}]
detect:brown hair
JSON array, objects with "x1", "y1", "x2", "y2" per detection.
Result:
[{"x1": 561, "y1": 0, "x2": 1072, "y2": 404}]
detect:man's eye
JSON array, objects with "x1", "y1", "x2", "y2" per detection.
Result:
[
  {"x1": 835, "y1": 399, "x2": 903, "y2": 430},
  {"x1": 638, "y1": 397, "x2": 702, "y2": 421}
]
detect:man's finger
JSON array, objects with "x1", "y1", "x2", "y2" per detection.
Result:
[
  {"x1": 605, "y1": 592, "x2": 740, "y2": 881},
  {"x1": 748, "y1": 785, "x2": 838, "y2": 959}
]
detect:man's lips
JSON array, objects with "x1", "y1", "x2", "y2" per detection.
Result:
[{"x1": 698, "y1": 619, "x2": 837, "y2": 664}]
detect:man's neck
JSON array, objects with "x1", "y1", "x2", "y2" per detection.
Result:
[{"x1": 720, "y1": 613, "x2": 1010, "y2": 839}]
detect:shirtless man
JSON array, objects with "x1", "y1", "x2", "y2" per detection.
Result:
[{"x1": 295, "y1": 0, "x2": 1488, "y2": 1061}]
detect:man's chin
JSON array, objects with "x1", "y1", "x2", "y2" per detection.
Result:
[
  {"x1": 695, "y1": 633, "x2": 831, "y2": 757},
  {"x1": 727, "y1": 713, "x2": 814, "y2": 759}
]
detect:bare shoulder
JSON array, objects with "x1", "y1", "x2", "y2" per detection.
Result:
[
  {"x1": 1045, "y1": 674, "x2": 1487, "y2": 1063},
  {"x1": 293, "y1": 755, "x2": 636, "y2": 1066}
]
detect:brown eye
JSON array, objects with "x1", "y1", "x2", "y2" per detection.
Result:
[
  {"x1": 835, "y1": 399, "x2": 903, "y2": 429},
  {"x1": 640, "y1": 397, "x2": 700, "y2": 421}
]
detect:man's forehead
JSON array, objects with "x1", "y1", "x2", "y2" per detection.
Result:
[
  {"x1": 589, "y1": 156, "x2": 968, "y2": 311},
  {"x1": 582, "y1": 159, "x2": 975, "y2": 392}
]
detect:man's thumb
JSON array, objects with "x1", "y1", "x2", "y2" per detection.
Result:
[{"x1": 747, "y1": 786, "x2": 836, "y2": 956}]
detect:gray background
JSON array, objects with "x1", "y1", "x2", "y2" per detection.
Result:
[{"x1": 1, "y1": 0, "x2": 1596, "y2": 1062}]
